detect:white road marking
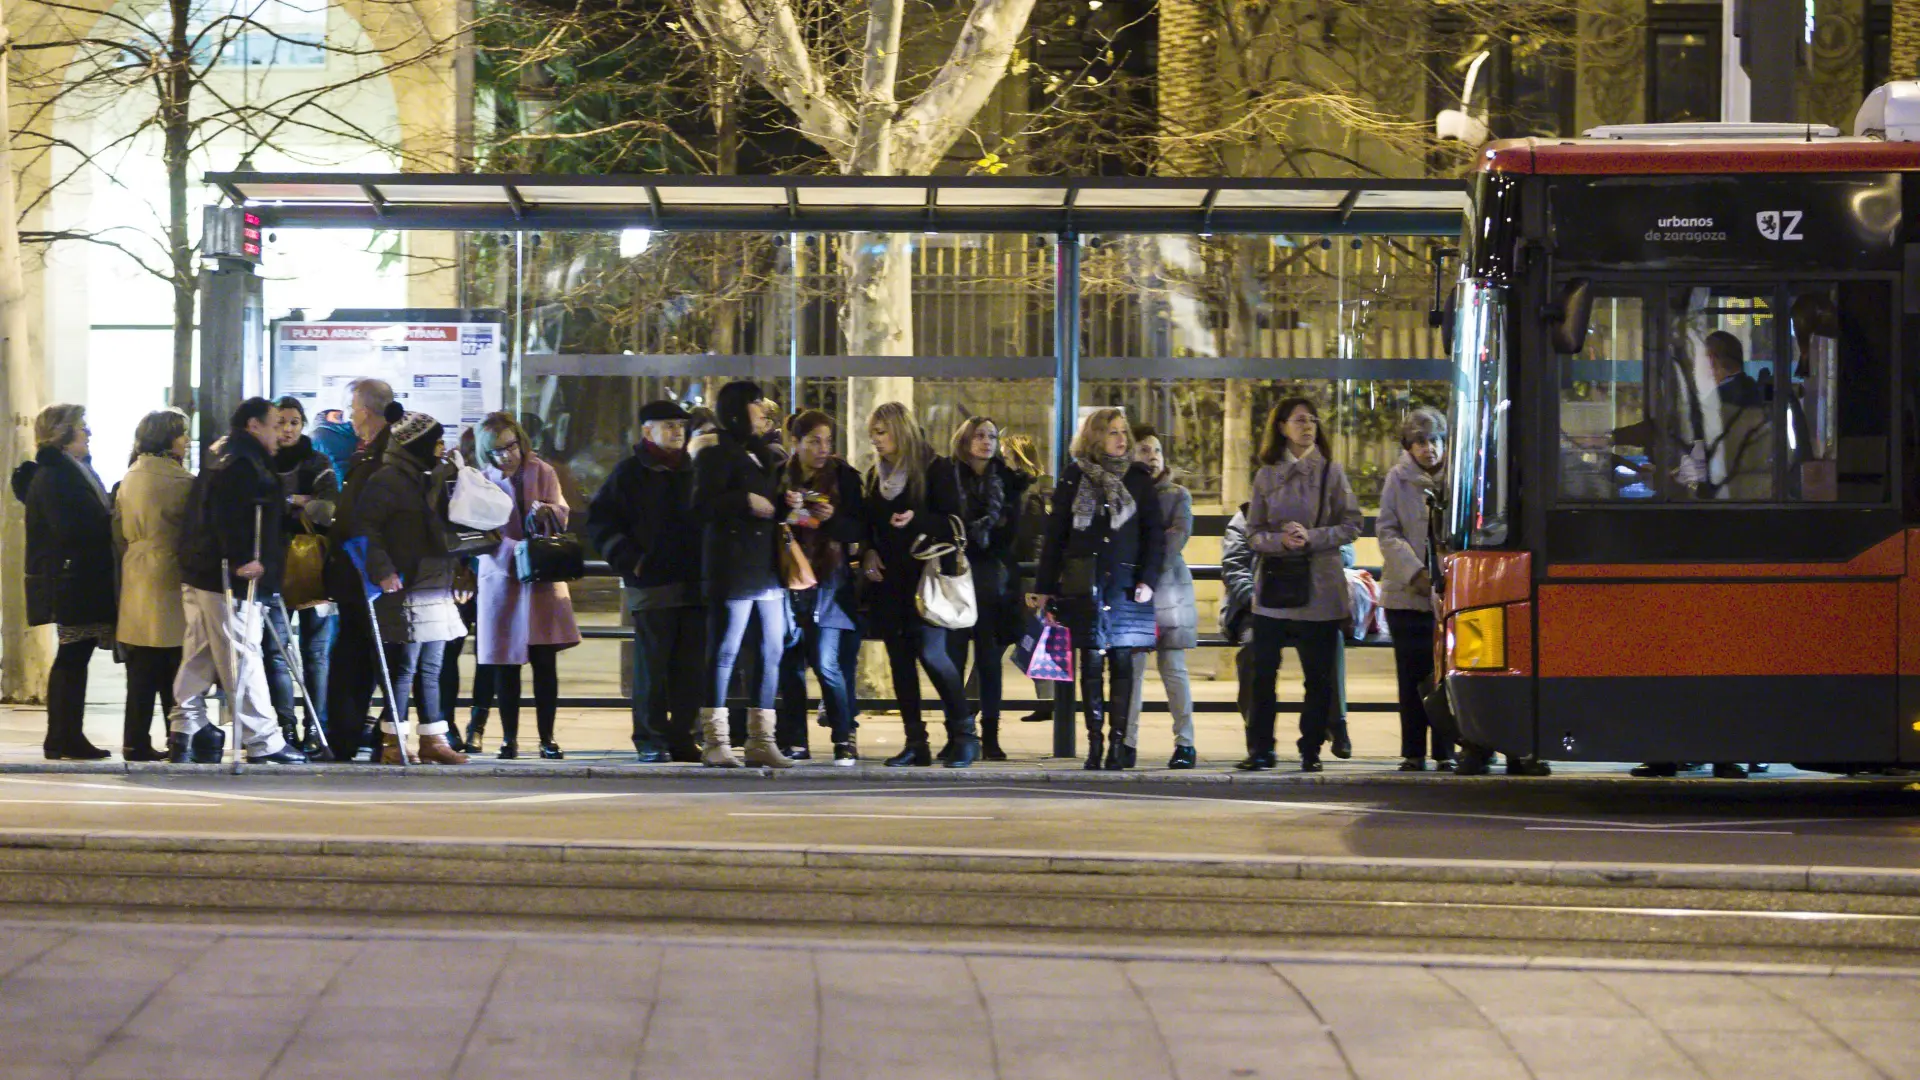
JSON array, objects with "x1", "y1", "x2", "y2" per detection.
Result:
[
  {"x1": 728, "y1": 812, "x2": 997, "y2": 821},
  {"x1": 0, "y1": 799, "x2": 215, "y2": 806},
  {"x1": 1524, "y1": 826, "x2": 1794, "y2": 835}
]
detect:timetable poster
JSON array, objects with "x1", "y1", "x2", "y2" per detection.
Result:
[{"x1": 272, "y1": 321, "x2": 503, "y2": 445}]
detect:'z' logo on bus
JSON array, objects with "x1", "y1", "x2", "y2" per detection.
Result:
[{"x1": 1756, "y1": 210, "x2": 1805, "y2": 241}]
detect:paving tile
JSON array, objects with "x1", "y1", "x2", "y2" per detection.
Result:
[
  {"x1": 1589, "y1": 973, "x2": 1822, "y2": 1033},
  {"x1": 318, "y1": 941, "x2": 512, "y2": 1008},
  {"x1": 1336, "y1": 1027, "x2": 1534, "y2": 1080},
  {"x1": 79, "y1": 992, "x2": 307, "y2": 1080},
  {"x1": 1434, "y1": 968, "x2": 1641, "y2": 1020},
  {"x1": 968, "y1": 956, "x2": 1136, "y2": 999},
  {"x1": 1272, "y1": 962, "x2": 1487, "y2": 1033},
  {"x1": 483, "y1": 941, "x2": 660, "y2": 1004},
  {"x1": 1744, "y1": 974, "x2": 1920, "y2": 1022},
  {"x1": 165, "y1": 937, "x2": 362, "y2": 998},
  {"x1": 815, "y1": 950, "x2": 981, "y2": 1010},
  {"x1": 0, "y1": 927, "x2": 70, "y2": 979},
  {"x1": 269, "y1": 1004, "x2": 479, "y2": 1080},
  {"x1": 635, "y1": 949, "x2": 816, "y2": 1080},
  {"x1": 1494, "y1": 1015, "x2": 1707, "y2": 1080},
  {"x1": 456, "y1": 1000, "x2": 646, "y2": 1080},
  {"x1": 1664, "y1": 1028, "x2": 1884, "y2": 1080},
  {"x1": 18, "y1": 931, "x2": 215, "y2": 984},
  {"x1": 1824, "y1": 1020, "x2": 1920, "y2": 1077},
  {"x1": 990, "y1": 1013, "x2": 1176, "y2": 1080}
]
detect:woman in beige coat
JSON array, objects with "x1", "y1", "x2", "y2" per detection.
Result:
[{"x1": 112, "y1": 409, "x2": 194, "y2": 760}]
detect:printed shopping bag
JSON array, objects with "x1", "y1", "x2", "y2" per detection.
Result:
[{"x1": 1013, "y1": 612, "x2": 1075, "y2": 682}]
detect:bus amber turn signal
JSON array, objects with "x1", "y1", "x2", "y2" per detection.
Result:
[{"x1": 1451, "y1": 607, "x2": 1506, "y2": 671}]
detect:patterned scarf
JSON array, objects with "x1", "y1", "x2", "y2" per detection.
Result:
[{"x1": 1069, "y1": 452, "x2": 1135, "y2": 532}]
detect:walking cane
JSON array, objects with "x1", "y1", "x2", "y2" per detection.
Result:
[
  {"x1": 266, "y1": 596, "x2": 332, "y2": 759},
  {"x1": 342, "y1": 536, "x2": 410, "y2": 766},
  {"x1": 221, "y1": 557, "x2": 241, "y2": 765}
]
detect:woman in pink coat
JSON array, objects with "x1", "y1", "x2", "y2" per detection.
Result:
[{"x1": 470, "y1": 412, "x2": 581, "y2": 759}]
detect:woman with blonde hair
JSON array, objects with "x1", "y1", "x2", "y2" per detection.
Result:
[
  {"x1": 1028, "y1": 407, "x2": 1164, "y2": 770},
  {"x1": 12, "y1": 404, "x2": 116, "y2": 759},
  {"x1": 113, "y1": 408, "x2": 195, "y2": 760},
  {"x1": 861, "y1": 402, "x2": 977, "y2": 767},
  {"x1": 472, "y1": 411, "x2": 582, "y2": 759}
]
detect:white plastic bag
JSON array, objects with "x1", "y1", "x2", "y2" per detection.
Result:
[{"x1": 445, "y1": 450, "x2": 514, "y2": 531}]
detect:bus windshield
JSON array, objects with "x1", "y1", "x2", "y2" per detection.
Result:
[{"x1": 1446, "y1": 279, "x2": 1511, "y2": 549}]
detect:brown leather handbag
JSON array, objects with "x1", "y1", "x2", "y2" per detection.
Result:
[{"x1": 779, "y1": 524, "x2": 817, "y2": 590}]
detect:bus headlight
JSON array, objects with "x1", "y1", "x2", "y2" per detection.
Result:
[{"x1": 1451, "y1": 607, "x2": 1506, "y2": 671}]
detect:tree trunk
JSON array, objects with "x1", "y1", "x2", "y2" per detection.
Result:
[
  {"x1": 841, "y1": 231, "x2": 914, "y2": 471},
  {"x1": 0, "y1": 26, "x2": 54, "y2": 702},
  {"x1": 166, "y1": 0, "x2": 194, "y2": 419},
  {"x1": 1895, "y1": 0, "x2": 1920, "y2": 81}
]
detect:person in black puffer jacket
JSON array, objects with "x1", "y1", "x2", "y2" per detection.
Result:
[
  {"x1": 587, "y1": 399, "x2": 705, "y2": 763},
  {"x1": 943, "y1": 416, "x2": 1030, "y2": 762},
  {"x1": 12, "y1": 403, "x2": 116, "y2": 760},
  {"x1": 169, "y1": 398, "x2": 307, "y2": 765},
  {"x1": 690, "y1": 380, "x2": 793, "y2": 769},
  {"x1": 1029, "y1": 407, "x2": 1165, "y2": 772},
  {"x1": 348, "y1": 408, "x2": 469, "y2": 766}
]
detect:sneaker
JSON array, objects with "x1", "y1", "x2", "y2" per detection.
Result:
[
  {"x1": 786, "y1": 746, "x2": 812, "y2": 761},
  {"x1": 1434, "y1": 758, "x2": 1457, "y2": 773},
  {"x1": 832, "y1": 740, "x2": 858, "y2": 766},
  {"x1": 1398, "y1": 757, "x2": 1425, "y2": 771}
]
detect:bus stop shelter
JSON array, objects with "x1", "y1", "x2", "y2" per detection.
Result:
[{"x1": 201, "y1": 171, "x2": 1469, "y2": 757}]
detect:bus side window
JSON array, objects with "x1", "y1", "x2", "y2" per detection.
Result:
[{"x1": 1557, "y1": 293, "x2": 1651, "y2": 501}]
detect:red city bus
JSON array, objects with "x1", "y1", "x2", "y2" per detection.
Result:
[{"x1": 1436, "y1": 90, "x2": 1920, "y2": 773}]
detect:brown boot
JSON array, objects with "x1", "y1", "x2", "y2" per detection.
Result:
[
  {"x1": 380, "y1": 733, "x2": 406, "y2": 765},
  {"x1": 700, "y1": 708, "x2": 740, "y2": 768},
  {"x1": 744, "y1": 708, "x2": 794, "y2": 769},
  {"x1": 417, "y1": 733, "x2": 469, "y2": 765}
]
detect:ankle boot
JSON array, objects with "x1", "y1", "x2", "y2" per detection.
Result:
[
  {"x1": 885, "y1": 741, "x2": 933, "y2": 767},
  {"x1": 743, "y1": 708, "x2": 794, "y2": 769},
  {"x1": 380, "y1": 732, "x2": 406, "y2": 765},
  {"x1": 979, "y1": 717, "x2": 1006, "y2": 761},
  {"x1": 1330, "y1": 719, "x2": 1353, "y2": 760},
  {"x1": 945, "y1": 716, "x2": 981, "y2": 769},
  {"x1": 1105, "y1": 730, "x2": 1127, "y2": 771},
  {"x1": 167, "y1": 731, "x2": 193, "y2": 764},
  {"x1": 700, "y1": 708, "x2": 741, "y2": 768},
  {"x1": 417, "y1": 733, "x2": 469, "y2": 765},
  {"x1": 190, "y1": 726, "x2": 227, "y2": 765},
  {"x1": 464, "y1": 711, "x2": 487, "y2": 754}
]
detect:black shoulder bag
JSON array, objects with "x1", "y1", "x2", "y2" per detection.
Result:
[{"x1": 1255, "y1": 457, "x2": 1330, "y2": 610}]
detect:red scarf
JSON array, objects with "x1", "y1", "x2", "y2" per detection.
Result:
[{"x1": 640, "y1": 440, "x2": 688, "y2": 469}]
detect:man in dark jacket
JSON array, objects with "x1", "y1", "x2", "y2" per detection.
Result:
[
  {"x1": 323, "y1": 378, "x2": 395, "y2": 760},
  {"x1": 168, "y1": 398, "x2": 307, "y2": 764},
  {"x1": 586, "y1": 400, "x2": 704, "y2": 762}
]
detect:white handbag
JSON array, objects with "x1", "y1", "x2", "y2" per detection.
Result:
[
  {"x1": 445, "y1": 450, "x2": 515, "y2": 531},
  {"x1": 912, "y1": 514, "x2": 978, "y2": 630}
]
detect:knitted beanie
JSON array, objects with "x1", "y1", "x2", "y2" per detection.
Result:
[{"x1": 388, "y1": 407, "x2": 444, "y2": 459}]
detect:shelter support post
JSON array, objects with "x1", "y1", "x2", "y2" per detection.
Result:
[
  {"x1": 1051, "y1": 231, "x2": 1080, "y2": 759},
  {"x1": 196, "y1": 258, "x2": 261, "y2": 453}
]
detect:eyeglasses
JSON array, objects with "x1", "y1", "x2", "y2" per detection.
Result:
[{"x1": 490, "y1": 440, "x2": 520, "y2": 458}]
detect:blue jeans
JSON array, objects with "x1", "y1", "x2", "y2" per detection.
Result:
[
  {"x1": 297, "y1": 608, "x2": 336, "y2": 729},
  {"x1": 708, "y1": 594, "x2": 786, "y2": 709},
  {"x1": 261, "y1": 599, "x2": 298, "y2": 730},
  {"x1": 778, "y1": 612, "x2": 856, "y2": 747}
]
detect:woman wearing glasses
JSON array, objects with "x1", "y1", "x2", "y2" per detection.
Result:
[{"x1": 472, "y1": 411, "x2": 581, "y2": 759}]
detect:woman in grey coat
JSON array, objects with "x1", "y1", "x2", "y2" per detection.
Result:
[
  {"x1": 1238, "y1": 397, "x2": 1362, "y2": 772},
  {"x1": 1378, "y1": 407, "x2": 1455, "y2": 771},
  {"x1": 1126, "y1": 426, "x2": 1198, "y2": 769}
]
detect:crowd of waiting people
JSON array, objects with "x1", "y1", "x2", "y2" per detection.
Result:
[{"x1": 15, "y1": 375, "x2": 1522, "y2": 775}]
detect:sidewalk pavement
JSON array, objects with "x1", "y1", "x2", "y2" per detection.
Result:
[{"x1": 2, "y1": 918, "x2": 1917, "y2": 1080}]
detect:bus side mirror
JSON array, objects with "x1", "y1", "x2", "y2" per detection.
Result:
[{"x1": 1549, "y1": 278, "x2": 1593, "y2": 354}]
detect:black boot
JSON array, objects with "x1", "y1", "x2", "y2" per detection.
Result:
[
  {"x1": 189, "y1": 726, "x2": 227, "y2": 765},
  {"x1": 464, "y1": 710, "x2": 487, "y2": 755},
  {"x1": 945, "y1": 717, "x2": 981, "y2": 769},
  {"x1": 885, "y1": 741, "x2": 933, "y2": 767},
  {"x1": 166, "y1": 731, "x2": 193, "y2": 764},
  {"x1": 1329, "y1": 719, "x2": 1353, "y2": 760},
  {"x1": 980, "y1": 717, "x2": 1007, "y2": 762},
  {"x1": 1105, "y1": 730, "x2": 1127, "y2": 771}
]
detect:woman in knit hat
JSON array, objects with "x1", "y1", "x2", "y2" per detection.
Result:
[{"x1": 347, "y1": 404, "x2": 469, "y2": 764}]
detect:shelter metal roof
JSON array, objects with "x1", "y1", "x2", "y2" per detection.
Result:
[{"x1": 207, "y1": 172, "x2": 1469, "y2": 235}]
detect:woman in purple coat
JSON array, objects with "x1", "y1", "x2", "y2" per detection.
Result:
[{"x1": 470, "y1": 412, "x2": 581, "y2": 759}]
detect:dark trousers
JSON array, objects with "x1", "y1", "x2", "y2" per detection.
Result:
[
  {"x1": 262, "y1": 598, "x2": 297, "y2": 732},
  {"x1": 46, "y1": 639, "x2": 98, "y2": 755},
  {"x1": 475, "y1": 645, "x2": 562, "y2": 746},
  {"x1": 297, "y1": 608, "x2": 335, "y2": 729},
  {"x1": 948, "y1": 601, "x2": 1008, "y2": 725},
  {"x1": 1245, "y1": 616, "x2": 1344, "y2": 760},
  {"x1": 1077, "y1": 648, "x2": 1137, "y2": 741},
  {"x1": 434, "y1": 635, "x2": 464, "y2": 732},
  {"x1": 325, "y1": 600, "x2": 378, "y2": 760},
  {"x1": 122, "y1": 644, "x2": 180, "y2": 751},
  {"x1": 778, "y1": 613, "x2": 856, "y2": 748},
  {"x1": 631, "y1": 603, "x2": 705, "y2": 754},
  {"x1": 380, "y1": 640, "x2": 447, "y2": 734},
  {"x1": 883, "y1": 626, "x2": 969, "y2": 744},
  {"x1": 708, "y1": 595, "x2": 786, "y2": 709},
  {"x1": 1385, "y1": 608, "x2": 1454, "y2": 760}
]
